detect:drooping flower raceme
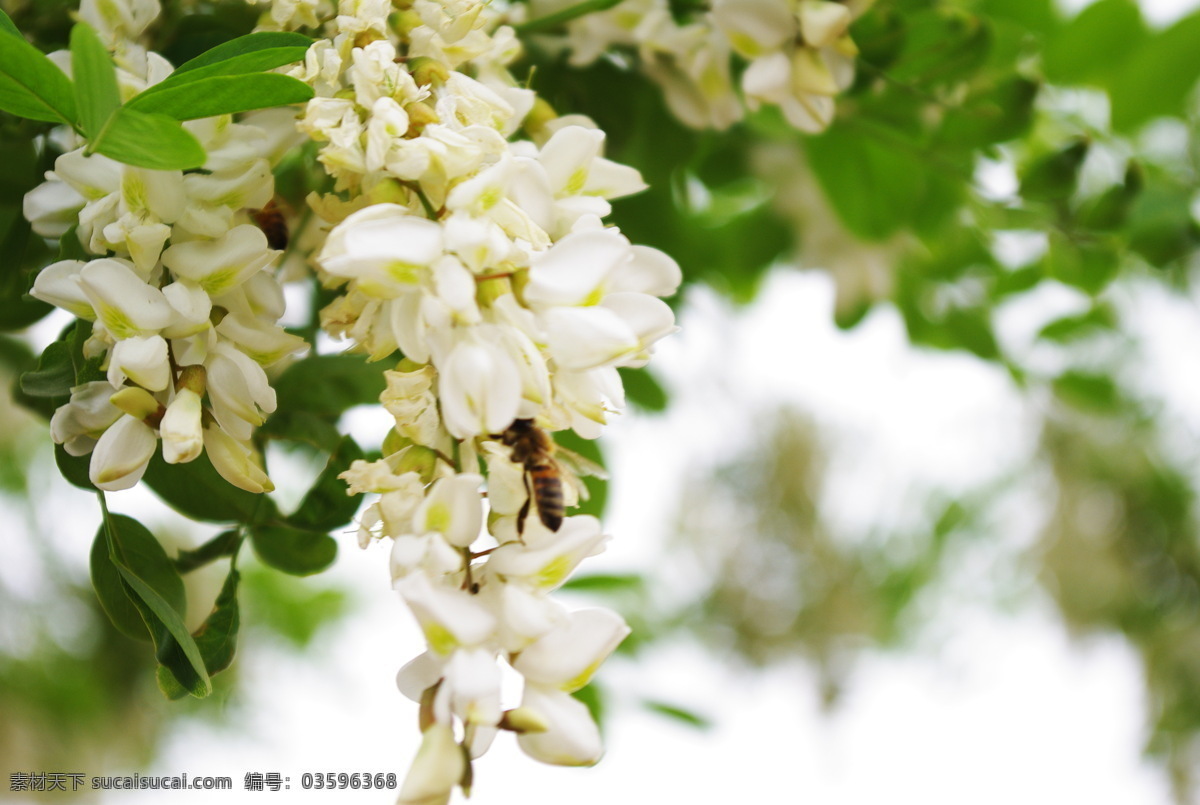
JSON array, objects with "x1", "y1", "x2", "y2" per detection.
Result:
[
  {"x1": 524, "y1": 0, "x2": 866, "y2": 132},
  {"x1": 269, "y1": 0, "x2": 681, "y2": 799},
  {"x1": 24, "y1": 0, "x2": 306, "y2": 493}
]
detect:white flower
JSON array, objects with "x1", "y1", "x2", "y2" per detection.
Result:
[
  {"x1": 516, "y1": 685, "x2": 603, "y2": 767},
  {"x1": 487, "y1": 515, "x2": 608, "y2": 582},
  {"x1": 397, "y1": 574, "x2": 497, "y2": 655},
  {"x1": 160, "y1": 388, "x2": 204, "y2": 465},
  {"x1": 161, "y1": 225, "x2": 277, "y2": 296},
  {"x1": 50, "y1": 382, "x2": 122, "y2": 456},
  {"x1": 437, "y1": 333, "x2": 522, "y2": 439},
  {"x1": 511, "y1": 608, "x2": 629, "y2": 691},
  {"x1": 76, "y1": 258, "x2": 174, "y2": 339},
  {"x1": 89, "y1": 414, "x2": 157, "y2": 491},
  {"x1": 414, "y1": 473, "x2": 485, "y2": 547},
  {"x1": 107, "y1": 334, "x2": 171, "y2": 391},
  {"x1": 318, "y1": 204, "x2": 444, "y2": 298},
  {"x1": 30, "y1": 260, "x2": 93, "y2": 318}
]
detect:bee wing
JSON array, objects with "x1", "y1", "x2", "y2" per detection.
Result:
[{"x1": 554, "y1": 447, "x2": 609, "y2": 481}]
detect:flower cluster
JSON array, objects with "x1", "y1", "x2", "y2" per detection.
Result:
[
  {"x1": 278, "y1": 0, "x2": 681, "y2": 798},
  {"x1": 23, "y1": 0, "x2": 305, "y2": 492},
  {"x1": 526, "y1": 0, "x2": 865, "y2": 131}
]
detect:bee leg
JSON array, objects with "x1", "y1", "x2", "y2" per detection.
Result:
[{"x1": 517, "y1": 473, "x2": 532, "y2": 536}]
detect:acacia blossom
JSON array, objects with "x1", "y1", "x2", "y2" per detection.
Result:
[
  {"x1": 271, "y1": 0, "x2": 680, "y2": 798},
  {"x1": 25, "y1": 0, "x2": 306, "y2": 492}
]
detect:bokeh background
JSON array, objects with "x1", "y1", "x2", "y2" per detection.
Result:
[{"x1": 4, "y1": 0, "x2": 1200, "y2": 802}]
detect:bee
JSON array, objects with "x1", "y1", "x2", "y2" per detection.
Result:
[
  {"x1": 251, "y1": 197, "x2": 289, "y2": 251},
  {"x1": 497, "y1": 420, "x2": 609, "y2": 536},
  {"x1": 500, "y1": 419, "x2": 564, "y2": 534}
]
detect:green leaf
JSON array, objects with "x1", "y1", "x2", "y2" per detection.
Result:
[
  {"x1": 19, "y1": 340, "x2": 73, "y2": 398},
  {"x1": 561, "y1": 573, "x2": 645, "y2": 594},
  {"x1": 1038, "y1": 306, "x2": 1116, "y2": 343},
  {"x1": 250, "y1": 524, "x2": 337, "y2": 576},
  {"x1": 90, "y1": 515, "x2": 186, "y2": 642},
  {"x1": 56, "y1": 443, "x2": 96, "y2": 491},
  {"x1": 0, "y1": 9, "x2": 21, "y2": 38},
  {"x1": 126, "y1": 73, "x2": 313, "y2": 121},
  {"x1": 1053, "y1": 370, "x2": 1123, "y2": 414},
  {"x1": 175, "y1": 529, "x2": 241, "y2": 574},
  {"x1": 617, "y1": 367, "x2": 667, "y2": 412},
  {"x1": 1046, "y1": 232, "x2": 1120, "y2": 295},
  {"x1": 285, "y1": 435, "x2": 365, "y2": 533},
  {"x1": 1043, "y1": 0, "x2": 1145, "y2": 85},
  {"x1": 271, "y1": 354, "x2": 388, "y2": 418},
  {"x1": 0, "y1": 206, "x2": 53, "y2": 331},
  {"x1": 1019, "y1": 141, "x2": 1088, "y2": 203},
  {"x1": 806, "y1": 123, "x2": 929, "y2": 241},
  {"x1": 70, "y1": 23, "x2": 120, "y2": 140},
  {"x1": 144, "y1": 450, "x2": 276, "y2": 524},
  {"x1": 261, "y1": 410, "x2": 344, "y2": 451},
  {"x1": 642, "y1": 700, "x2": 712, "y2": 730},
  {"x1": 171, "y1": 31, "x2": 312, "y2": 77},
  {"x1": 90, "y1": 107, "x2": 206, "y2": 170},
  {"x1": 0, "y1": 21, "x2": 77, "y2": 125},
  {"x1": 1108, "y1": 12, "x2": 1200, "y2": 132},
  {"x1": 572, "y1": 683, "x2": 606, "y2": 729},
  {"x1": 151, "y1": 48, "x2": 310, "y2": 92},
  {"x1": 193, "y1": 566, "x2": 240, "y2": 675}
]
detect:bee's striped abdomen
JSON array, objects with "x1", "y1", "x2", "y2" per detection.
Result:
[{"x1": 529, "y1": 458, "x2": 564, "y2": 532}]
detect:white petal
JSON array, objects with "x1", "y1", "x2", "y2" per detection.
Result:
[
  {"x1": 486, "y1": 515, "x2": 608, "y2": 588},
  {"x1": 202, "y1": 423, "x2": 274, "y2": 493},
  {"x1": 160, "y1": 388, "x2": 203, "y2": 464},
  {"x1": 516, "y1": 685, "x2": 603, "y2": 767},
  {"x1": 396, "y1": 651, "x2": 445, "y2": 702},
  {"x1": 161, "y1": 225, "x2": 275, "y2": 296},
  {"x1": 78, "y1": 258, "x2": 173, "y2": 338},
  {"x1": 512, "y1": 608, "x2": 630, "y2": 692},
  {"x1": 524, "y1": 229, "x2": 627, "y2": 308},
  {"x1": 31, "y1": 260, "x2": 93, "y2": 318},
  {"x1": 108, "y1": 335, "x2": 171, "y2": 391},
  {"x1": 541, "y1": 306, "x2": 639, "y2": 371},
  {"x1": 415, "y1": 473, "x2": 484, "y2": 548},
  {"x1": 89, "y1": 414, "x2": 157, "y2": 491}
]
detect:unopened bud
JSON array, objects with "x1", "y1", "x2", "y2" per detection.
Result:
[
  {"x1": 408, "y1": 56, "x2": 450, "y2": 88},
  {"x1": 353, "y1": 30, "x2": 385, "y2": 49},
  {"x1": 389, "y1": 444, "x2": 440, "y2": 483},
  {"x1": 110, "y1": 386, "x2": 164, "y2": 421},
  {"x1": 176, "y1": 364, "x2": 206, "y2": 395},
  {"x1": 382, "y1": 428, "x2": 412, "y2": 458},
  {"x1": 475, "y1": 274, "x2": 513, "y2": 308},
  {"x1": 499, "y1": 707, "x2": 550, "y2": 735},
  {"x1": 522, "y1": 98, "x2": 558, "y2": 139},
  {"x1": 366, "y1": 178, "x2": 410, "y2": 206},
  {"x1": 405, "y1": 101, "x2": 439, "y2": 137},
  {"x1": 389, "y1": 9, "x2": 423, "y2": 37}
]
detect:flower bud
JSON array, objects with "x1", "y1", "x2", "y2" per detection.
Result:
[
  {"x1": 203, "y1": 424, "x2": 274, "y2": 493},
  {"x1": 397, "y1": 724, "x2": 464, "y2": 805},
  {"x1": 160, "y1": 388, "x2": 204, "y2": 464},
  {"x1": 408, "y1": 57, "x2": 450, "y2": 88},
  {"x1": 109, "y1": 386, "x2": 163, "y2": 421}
]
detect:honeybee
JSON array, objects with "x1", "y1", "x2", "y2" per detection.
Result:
[
  {"x1": 498, "y1": 419, "x2": 606, "y2": 535},
  {"x1": 251, "y1": 197, "x2": 289, "y2": 251}
]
